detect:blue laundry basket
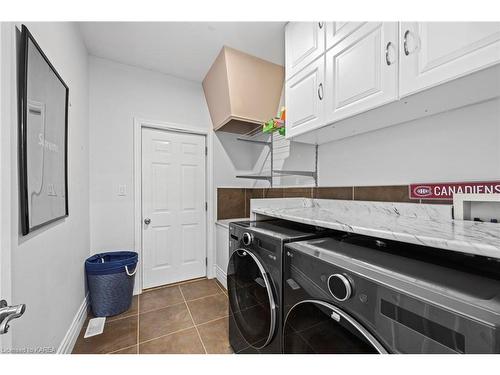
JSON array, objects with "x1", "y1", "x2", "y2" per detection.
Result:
[{"x1": 85, "y1": 251, "x2": 138, "y2": 317}]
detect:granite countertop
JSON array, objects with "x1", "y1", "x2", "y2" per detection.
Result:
[{"x1": 250, "y1": 198, "x2": 500, "y2": 260}]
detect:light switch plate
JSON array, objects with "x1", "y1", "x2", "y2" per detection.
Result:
[{"x1": 118, "y1": 184, "x2": 127, "y2": 196}]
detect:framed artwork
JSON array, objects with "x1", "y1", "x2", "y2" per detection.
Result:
[{"x1": 18, "y1": 25, "x2": 69, "y2": 235}]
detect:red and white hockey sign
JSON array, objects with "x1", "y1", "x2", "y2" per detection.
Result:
[{"x1": 409, "y1": 181, "x2": 500, "y2": 200}]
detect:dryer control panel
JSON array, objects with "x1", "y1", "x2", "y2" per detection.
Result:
[{"x1": 284, "y1": 236, "x2": 500, "y2": 354}]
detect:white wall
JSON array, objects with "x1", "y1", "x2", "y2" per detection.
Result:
[
  {"x1": 213, "y1": 131, "x2": 267, "y2": 188},
  {"x1": 2, "y1": 22, "x2": 90, "y2": 351},
  {"x1": 89, "y1": 56, "x2": 266, "y2": 292},
  {"x1": 318, "y1": 98, "x2": 500, "y2": 186},
  {"x1": 89, "y1": 56, "x2": 214, "y2": 252}
]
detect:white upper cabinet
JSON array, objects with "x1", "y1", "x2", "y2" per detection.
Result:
[
  {"x1": 325, "y1": 22, "x2": 365, "y2": 50},
  {"x1": 285, "y1": 21, "x2": 500, "y2": 143},
  {"x1": 285, "y1": 22, "x2": 325, "y2": 80},
  {"x1": 324, "y1": 22, "x2": 399, "y2": 123},
  {"x1": 285, "y1": 57, "x2": 325, "y2": 138},
  {"x1": 400, "y1": 22, "x2": 500, "y2": 96}
]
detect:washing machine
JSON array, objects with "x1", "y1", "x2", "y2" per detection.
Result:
[
  {"x1": 283, "y1": 234, "x2": 500, "y2": 354},
  {"x1": 227, "y1": 220, "x2": 333, "y2": 354}
]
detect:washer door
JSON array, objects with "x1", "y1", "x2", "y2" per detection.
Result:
[
  {"x1": 227, "y1": 249, "x2": 276, "y2": 349},
  {"x1": 284, "y1": 300, "x2": 387, "y2": 353}
]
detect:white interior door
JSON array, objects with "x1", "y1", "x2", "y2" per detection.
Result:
[{"x1": 142, "y1": 128, "x2": 207, "y2": 289}]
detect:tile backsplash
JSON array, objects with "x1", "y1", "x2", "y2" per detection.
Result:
[{"x1": 217, "y1": 185, "x2": 450, "y2": 220}]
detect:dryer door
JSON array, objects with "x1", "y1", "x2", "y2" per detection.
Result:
[
  {"x1": 284, "y1": 300, "x2": 387, "y2": 353},
  {"x1": 227, "y1": 249, "x2": 277, "y2": 349}
]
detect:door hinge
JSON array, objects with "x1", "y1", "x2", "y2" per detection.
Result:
[
  {"x1": 205, "y1": 202, "x2": 208, "y2": 211},
  {"x1": 205, "y1": 257, "x2": 208, "y2": 266},
  {"x1": 205, "y1": 146, "x2": 208, "y2": 156}
]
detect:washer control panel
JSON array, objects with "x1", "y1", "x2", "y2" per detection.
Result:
[
  {"x1": 327, "y1": 274, "x2": 353, "y2": 301},
  {"x1": 242, "y1": 232, "x2": 253, "y2": 246}
]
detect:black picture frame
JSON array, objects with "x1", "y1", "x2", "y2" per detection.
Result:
[{"x1": 18, "y1": 24, "x2": 69, "y2": 236}]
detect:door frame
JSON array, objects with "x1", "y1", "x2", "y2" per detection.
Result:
[
  {"x1": 133, "y1": 117, "x2": 214, "y2": 294},
  {"x1": 0, "y1": 22, "x2": 13, "y2": 350}
]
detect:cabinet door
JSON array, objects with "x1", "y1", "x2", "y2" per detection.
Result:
[
  {"x1": 285, "y1": 57, "x2": 325, "y2": 138},
  {"x1": 215, "y1": 225, "x2": 229, "y2": 288},
  {"x1": 326, "y1": 22, "x2": 365, "y2": 50},
  {"x1": 324, "y1": 22, "x2": 398, "y2": 124},
  {"x1": 285, "y1": 22, "x2": 325, "y2": 80},
  {"x1": 400, "y1": 22, "x2": 500, "y2": 97}
]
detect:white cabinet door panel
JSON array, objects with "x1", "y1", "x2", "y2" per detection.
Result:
[
  {"x1": 326, "y1": 22, "x2": 365, "y2": 50},
  {"x1": 324, "y1": 22, "x2": 398, "y2": 123},
  {"x1": 215, "y1": 224, "x2": 229, "y2": 289},
  {"x1": 285, "y1": 57, "x2": 325, "y2": 138},
  {"x1": 285, "y1": 22, "x2": 325, "y2": 80},
  {"x1": 400, "y1": 22, "x2": 500, "y2": 96}
]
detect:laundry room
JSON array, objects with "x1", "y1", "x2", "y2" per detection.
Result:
[{"x1": 1, "y1": 1, "x2": 500, "y2": 374}]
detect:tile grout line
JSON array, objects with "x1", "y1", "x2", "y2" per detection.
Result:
[
  {"x1": 179, "y1": 286, "x2": 208, "y2": 354},
  {"x1": 137, "y1": 325, "x2": 196, "y2": 346},
  {"x1": 142, "y1": 277, "x2": 207, "y2": 293},
  {"x1": 214, "y1": 280, "x2": 227, "y2": 295},
  {"x1": 195, "y1": 314, "x2": 229, "y2": 328},
  {"x1": 107, "y1": 343, "x2": 138, "y2": 355},
  {"x1": 139, "y1": 290, "x2": 224, "y2": 316},
  {"x1": 106, "y1": 313, "x2": 137, "y2": 323}
]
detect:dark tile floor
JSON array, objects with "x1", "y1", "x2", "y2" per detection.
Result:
[{"x1": 73, "y1": 278, "x2": 232, "y2": 354}]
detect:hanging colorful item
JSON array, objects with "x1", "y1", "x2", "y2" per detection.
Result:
[{"x1": 263, "y1": 107, "x2": 286, "y2": 136}]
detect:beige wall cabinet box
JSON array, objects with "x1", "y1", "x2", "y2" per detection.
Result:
[{"x1": 202, "y1": 46, "x2": 284, "y2": 134}]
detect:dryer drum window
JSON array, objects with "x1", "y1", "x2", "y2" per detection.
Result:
[
  {"x1": 283, "y1": 300, "x2": 384, "y2": 354},
  {"x1": 227, "y1": 249, "x2": 276, "y2": 349}
]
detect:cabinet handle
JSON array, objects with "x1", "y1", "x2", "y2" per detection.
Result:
[
  {"x1": 403, "y1": 30, "x2": 411, "y2": 56},
  {"x1": 385, "y1": 41, "x2": 394, "y2": 66},
  {"x1": 318, "y1": 83, "x2": 324, "y2": 100},
  {"x1": 318, "y1": 22, "x2": 324, "y2": 29}
]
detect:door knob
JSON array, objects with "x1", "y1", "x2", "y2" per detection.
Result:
[
  {"x1": 144, "y1": 218, "x2": 151, "y2": 225},
  {"x1": 0, "y1": 300, "x2": 26, "y2": 335}
]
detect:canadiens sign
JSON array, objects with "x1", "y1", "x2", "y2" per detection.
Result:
[{"x1": 409, "y1": 181, "x2": 500, "y2": 200}]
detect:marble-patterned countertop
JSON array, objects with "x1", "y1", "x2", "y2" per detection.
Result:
[
  {"x1": 250, "y1": 198, "x2": 500, "y2": 260},
  {"x1": 215, "y1": 218, "x2": 248, "y2": 229}
]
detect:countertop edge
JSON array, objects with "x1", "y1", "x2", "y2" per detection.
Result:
[{"x1": 253, "y1": 207, "x2": 500, "y2": 260}]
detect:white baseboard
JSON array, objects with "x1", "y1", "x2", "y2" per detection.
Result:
[
  {"x1": 57, "y1": 293, "x2": 89, "y2": 354},
  {"x1": 215, "y1": 266, "x2": 227, "y2": 289}
]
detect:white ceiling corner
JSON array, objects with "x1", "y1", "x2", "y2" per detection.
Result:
[{"x1": 78, "y1": 22, "x2": 286, "y2": 82}]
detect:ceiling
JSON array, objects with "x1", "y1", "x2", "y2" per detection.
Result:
[{"x1": 78, "y1": 22, "x2": 286, "y2": 82}]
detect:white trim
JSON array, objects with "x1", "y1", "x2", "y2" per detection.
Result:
[
  {"x1": 206, "y1": 128, "x2": 215, "y2": 279},
  {"x1": 134, "y1": 117, "x2": 208, "y2": 136},
  {"x1": 0, "y1": 22, "x2": 14, "y2": 351},
  {"x1": 133, "y1": 117, "x2": 213, "y2": 293},
  {"x1": 57, "y1": 294, "x2": 89, "y2": 354},
  {"x1": 215, "y1": 265, "x2": 227, "y2": 289}
]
